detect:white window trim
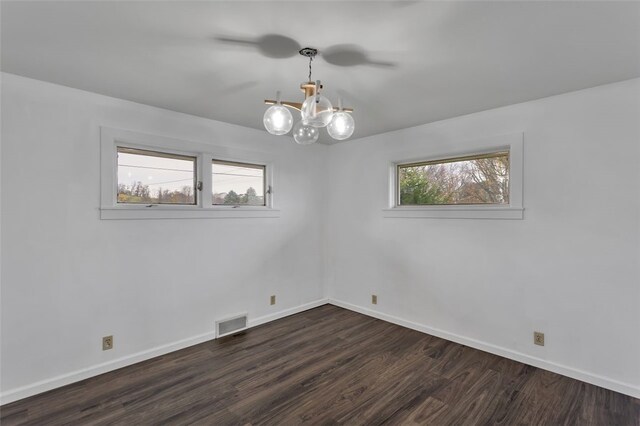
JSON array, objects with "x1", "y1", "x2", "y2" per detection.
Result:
[
  {"x1": 383, "y1": 132, "x2": 524, "y2": 220},
  {"x1": 100, "y1": 127, "x2": 280, "y2": 220}
]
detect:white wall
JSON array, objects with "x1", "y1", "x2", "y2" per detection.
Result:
[
  {"x1": 2, "y1": 74, "x2": 639, "y2": 402},
  {"x1": 326, "y1": 78, "x2": 640, "y2": 397},
  {"x1": 0, "y1": 73, "x2": 328, "y2": 401}
]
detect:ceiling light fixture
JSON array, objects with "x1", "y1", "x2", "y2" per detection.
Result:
[{"x1": 263, "y1": 47, "x2": 355, "y2": 144}]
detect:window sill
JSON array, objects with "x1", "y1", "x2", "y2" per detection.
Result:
[
  {"x1": 382, "y1": 206, "x2": 523, "y2": 220},
  {"x1": 100, "y1": 207, "x2": 281, "y2": 220}
]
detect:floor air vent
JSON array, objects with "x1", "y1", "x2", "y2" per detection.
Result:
[{"x1": 216, "y1": 314, "x2": 248, "y2": 338}]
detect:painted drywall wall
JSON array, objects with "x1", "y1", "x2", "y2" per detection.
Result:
[
  {"x1": 326, "y1": 78, "x2": 640, "y2": 396},
  {"x1": 0, "y1": 73, "x2": 328, "y2": 400},
  {"x1": 2, "y1": 73, "x2": 639, "y2": 402}
]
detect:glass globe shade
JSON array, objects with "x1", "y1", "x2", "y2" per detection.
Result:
[
  {"x1": 301, "y1": 95, "x2": 334, "y2": 128},
  {"x1": 292, "y1": 120, "x2": 320, "y2": 145},
  {"x1": 327, "y1": 112, "x2": 355, "y2": 140},
  {"x1": 263, "y1": 105, "x2": 293, "y2": 135}
]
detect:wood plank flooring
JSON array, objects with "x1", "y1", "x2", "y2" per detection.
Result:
[{"x1": 2, "y1": 304, "x2": 639, "y2": 425}]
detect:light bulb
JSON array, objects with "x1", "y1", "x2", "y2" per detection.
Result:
[
  {"x1": 292, "y1": 120, "x2": 320, "y2": 145},
  {"x1": 327, "y1": 111, "x2": 355, "y2": 140},
  {"x1": 263, "y1": 104, "x2": 293, "y2": 135},
  {"x1": 301, "y1": 95, "x2": 334, "y2": 128}
]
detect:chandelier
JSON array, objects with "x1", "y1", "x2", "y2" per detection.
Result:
[{"x1": 263, "y1": 47, "x2": 355, "y2": 144}]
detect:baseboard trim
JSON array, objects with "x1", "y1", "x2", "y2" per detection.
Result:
[
  {"x1": 327, "y1": 298, "x2": 640, "y2": 399},
  {"x1": 0, "y1": 298, "x2": 329, "y2": 405},
  {"x1": 4, "y1": 298, "x2": 636, "y2": 404},
  {"x1": 249, "y1": 299, "x2": 328, "y2": 329}
]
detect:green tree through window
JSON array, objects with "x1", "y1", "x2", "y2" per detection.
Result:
[{"x1": 398, "y1": 152, "x2": 509, "y2": 205}]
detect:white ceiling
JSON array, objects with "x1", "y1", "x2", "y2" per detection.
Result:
[{"x1": 2, "y1": 1, "x2": 639, "y2": 143}]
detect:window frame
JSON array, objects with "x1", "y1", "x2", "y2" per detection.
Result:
[
  {"x1": 396, "y1": 150, "x2": 511, "y2": 207},
  {"x1": 116, "y1": 146, "x2": 199, "y2": 206},
  {"x1": 100, "y1": 127, "x2": 279, "y2": 220},
  {"x1": 211, "y1": 159, "x2": 267, "y2": 207},
  {"x1": 384, "y1": 133, "x2": 524, "y2": 220}
]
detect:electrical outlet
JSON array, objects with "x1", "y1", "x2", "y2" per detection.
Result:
[
  {"x1": 102, "y1": 335, "x2": 113, "y2": 351},
  {"x1": 534, "y1": 331, "x2": 544, "y2": 346},
  {"x1": 270, "y1": 295, "x2": 276, "y2": 305},
  {"x1": 371, "y1": 294, "x2": 378, "y2": 305}
]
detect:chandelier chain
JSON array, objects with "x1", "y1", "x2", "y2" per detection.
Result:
[{"x1": 308, "y1": 56, "x2": 313, "y2": 82}]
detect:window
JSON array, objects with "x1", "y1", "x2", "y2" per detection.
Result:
[
  {"x1": 212, "y1": 160, "x2": 266, "y2": 206},
  {"x1": 117, "y1": 147, "x2": 197, "y2": 205},
  {"x1": 100, "y1": 127, "x2": 279, "y2": 219},
  {"x1": 397, "y1": 151, "x2": 509, "y2": 206},
  {"x1": 384, "y1": 133, "x2": 524, "y2": 219}
]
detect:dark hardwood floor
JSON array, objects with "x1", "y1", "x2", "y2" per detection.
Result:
[{"x1": 2, "y1": 304, "x2": 638, "y2": 425}]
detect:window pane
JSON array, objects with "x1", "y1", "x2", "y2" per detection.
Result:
[
  {"x1": 212, "y1": 160, "x2": 265, "y2": 206},
  {"x1": 117, "y1": 147, "x2": 196, "y2": 205},
  {"x1": 398, "y1": 152, "x2": 509, "y2": 205}
]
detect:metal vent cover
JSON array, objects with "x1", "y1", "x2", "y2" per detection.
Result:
[{"x1": 216, "y1": 314, "x2": 248, "y2": 338}]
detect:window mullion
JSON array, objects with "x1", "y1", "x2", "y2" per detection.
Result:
[{"x1": 201, "y1": 154, "x2": 214, "y2": 209}]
